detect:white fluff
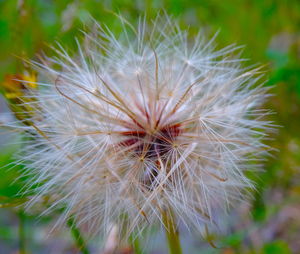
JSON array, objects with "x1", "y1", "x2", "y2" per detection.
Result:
[{"x1": 4, "y1": 16, "x2": 272, "y2": 238}]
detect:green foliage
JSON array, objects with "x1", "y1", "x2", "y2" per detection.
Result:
[
  {"x1": 262, "y1": 241, "x2": 292, "y2": 254},
  {"x1": 0, "y1": 140, "x2": 25, "y2": 198}
]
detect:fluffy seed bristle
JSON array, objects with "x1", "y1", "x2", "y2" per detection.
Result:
[{"x1": 2, "y1": 15, "x2": 272, "y2": 239}]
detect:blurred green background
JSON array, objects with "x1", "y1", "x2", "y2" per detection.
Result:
[{"x1": 0, "y1": 0, "x2": 299, "y2": 253}]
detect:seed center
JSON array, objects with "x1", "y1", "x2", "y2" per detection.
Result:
[{"x1": 120, "y1": 123, "x2": 181, "y2": 160}]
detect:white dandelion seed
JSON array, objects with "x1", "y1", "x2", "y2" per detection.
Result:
[{"x1": 3, "y1": 16, "x2": 272, "y2": 240}]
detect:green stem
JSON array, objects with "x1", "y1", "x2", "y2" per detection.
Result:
[
  {"x1": 130, "y1": 233, "x2": 143, "y2": 254},
  {"x1": 162, "y1": 210, "x2": 182, "y2": 254},
  {"x1": 18, "y1": 210, "x2": 26, "y2": 254},
  {"x1": 67, "y1": 217, "x2": 90, "y2": 254}
]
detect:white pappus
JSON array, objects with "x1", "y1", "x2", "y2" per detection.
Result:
[{"x1": 3, "y1": 15, "x2": 272, "y2": 240}]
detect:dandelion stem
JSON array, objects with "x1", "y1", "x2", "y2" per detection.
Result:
[
  {"x1": 67, "y1": 217, "x2": 89, "y2": 254},
  {"x1": 18, "y1": 210, "x2": 26, "y2": 254},
  {"x1": 130, "y1": 233, "x2": 143, "y2": 254},
  {"x1": 162, "y1": 210, "x2": 182, "y2": 254}
]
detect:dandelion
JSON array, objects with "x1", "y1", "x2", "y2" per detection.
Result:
[{"x1": 3, "y1": 16, "x2": 271, "y2": 252}]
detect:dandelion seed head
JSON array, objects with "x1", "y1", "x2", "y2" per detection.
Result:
[{"x1": 4, "y1": 15, "x2": 272, "y2": 238}]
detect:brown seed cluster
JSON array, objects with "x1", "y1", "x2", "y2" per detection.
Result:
[{"x1": 119, "y1": 123, "x2": 181, "y2": 161}]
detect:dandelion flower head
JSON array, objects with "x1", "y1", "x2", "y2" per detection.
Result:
[{"x1": 5, "y1": 16, "x2": 271, "y2": 237}]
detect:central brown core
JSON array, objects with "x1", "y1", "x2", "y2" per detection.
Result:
[{"x1": 119, "y1": 123, "x2": 181, "y2": 160}]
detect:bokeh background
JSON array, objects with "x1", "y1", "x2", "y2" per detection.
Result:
[{"x1": 0, "y1": 0, "x2": 299, "y2": 253}]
